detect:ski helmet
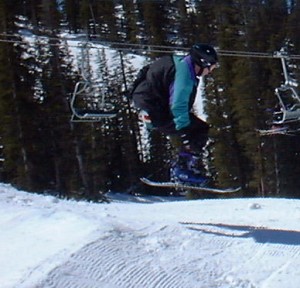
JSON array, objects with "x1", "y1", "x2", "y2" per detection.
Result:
[{"x1": 190, "y1": 43, "x2": 218, "y2": 68}]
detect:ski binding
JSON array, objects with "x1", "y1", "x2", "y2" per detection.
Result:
[{"x1": 140, "y1": 177, "x2": 241, "y2": 194}]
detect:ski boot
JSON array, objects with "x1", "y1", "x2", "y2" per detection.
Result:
[{"x1": 170, "y1": 151, "x2": 210, "y2": 186}]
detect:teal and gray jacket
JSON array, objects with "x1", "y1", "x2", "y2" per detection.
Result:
[{"x1": 132, "y1": 55, "x2": 198, "y2": 133}]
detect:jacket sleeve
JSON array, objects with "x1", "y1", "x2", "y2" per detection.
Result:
[{"x1": 171, "y1": 56, "x2": 196, "y2": 131}]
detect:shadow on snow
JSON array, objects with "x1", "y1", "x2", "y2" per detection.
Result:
[{"x1": 181, "y1": 222, "x2": 300, "y2": 246}]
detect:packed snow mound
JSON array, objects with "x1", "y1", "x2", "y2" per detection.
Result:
[{"x1": 1, "y1": 183, "x2": 300, "y2": 288}]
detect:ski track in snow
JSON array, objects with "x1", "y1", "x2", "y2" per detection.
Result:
[
  {"x1": 37, "y1": 225, "x2": 225, "y2": 288},
  {"x1": 36, "y1": 222, "x2": 300, "y2": 288},
  {"x1": 1, "y1": 184, "x2": 300, "y2": 288}
]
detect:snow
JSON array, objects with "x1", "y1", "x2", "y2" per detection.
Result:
[{"x1": 1, "y1": 183, "x2": 300, "y2": 287}]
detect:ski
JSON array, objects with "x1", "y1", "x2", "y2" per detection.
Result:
[
  {"x1": 140, "y1": 177, "x2": 241, "y2": 194},
  {"x1": 258, "y1": 126, "x2": 300, "y2": 136},
  {"x1": 258, "y1": 126, "x2": 289, "y2": 136}
]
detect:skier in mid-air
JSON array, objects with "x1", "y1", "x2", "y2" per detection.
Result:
[{"x1": 131, "y1": 43, "x2": 218, "y2": 185}]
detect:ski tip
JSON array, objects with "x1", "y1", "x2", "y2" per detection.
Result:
[{"x1": 140, "y1": 177, "x2": 150, "y2": 183}]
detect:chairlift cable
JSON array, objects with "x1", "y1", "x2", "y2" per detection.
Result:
[
  {"x1": 2, "y1": 33, "x2": 300, "y2": 126},
  {"x1": 1, "y1": 33, "x2": 300, "y2": 60}
]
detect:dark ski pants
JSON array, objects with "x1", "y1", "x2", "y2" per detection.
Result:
[{"x1": 157, "y1": 113, "x2": 209, "y2": 157}]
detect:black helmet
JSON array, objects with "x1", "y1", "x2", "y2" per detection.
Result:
[{"x1": 190, "y1": 43, "x2": 218, "y2": 68}]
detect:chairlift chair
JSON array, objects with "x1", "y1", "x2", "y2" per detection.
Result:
[
  {"x1": 271, "y1": 50, "x2": 300, "y2": 125},
  {"x1": 70, "y1": 42, "x2": 117, "y2": 122},
  {"x1": 272, "y1": 85, "x2": 300, "y2": 124},
  {"x1": 70, "y1": 80, "x2": 117, "y2": 122}
]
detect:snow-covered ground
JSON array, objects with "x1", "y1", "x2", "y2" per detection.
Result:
[{"x1": 1, "y1": 183, "x2": 300, "y2": 288}]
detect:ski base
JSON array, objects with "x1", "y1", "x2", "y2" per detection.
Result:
[
  {"x1": 140, "y1": 177, "x2": 241, "y2": 194},
  {"x1": 258, "y1": 124, "x2": 300, "y2": 136},
  {"x1": 258, "y1": 126, "x2": 289, "y2": 135}
]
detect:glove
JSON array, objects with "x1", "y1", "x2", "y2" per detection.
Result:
[{"x1": 179, "y1": 127, "x2": 192, "y2": 151}]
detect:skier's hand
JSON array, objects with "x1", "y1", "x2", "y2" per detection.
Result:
[{"x1": 179, "y1": 127, "x2": 192, "y2": 151}]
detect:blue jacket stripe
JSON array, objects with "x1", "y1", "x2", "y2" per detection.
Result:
[{"x1": 171, "y1": 56, "x2": 195, "y2": 130}]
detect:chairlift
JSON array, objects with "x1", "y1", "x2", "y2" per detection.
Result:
[
  {"x1": 271, "y1": 51, "x2": 300, "y2": 125},
  {"x1": 70, "y1": 80, "x2": 117, "y2": 122},
  {"x1": 70, "y1": 42, "x2": 117, "y2": 122},
  {"x1": 273, "y1": 86, "x2": 300, "y2": 124}
]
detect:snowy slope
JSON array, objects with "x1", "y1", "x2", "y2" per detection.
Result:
[{"x1": 1, "y1": 183, "x2": 300, "y2": 288}]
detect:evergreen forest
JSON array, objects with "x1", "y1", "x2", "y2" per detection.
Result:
[{"x1": 1, "y1": 0, "x2": 300, "y2": 201}]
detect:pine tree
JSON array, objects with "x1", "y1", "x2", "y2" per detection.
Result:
[
  {"x1": 92, "y1": 0, "x2": 117, "y2": 41},
  {"x1": 119, "y1": 0, "x2": 141, "y2": 44},
  {"x1": 2, "y1": 0, "x2": 300, "y2": 198},
  {"x1": 139, "y1": 0, "x2": 168, "y2": 55},
  {"x1": 0, "y1": 1, "x2": 44, "y2": 190},
  {"x1": 64, "y1": 0, "x2": 81, "y2": 33}
]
